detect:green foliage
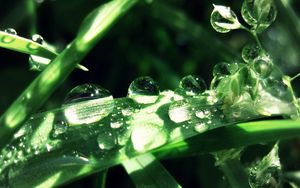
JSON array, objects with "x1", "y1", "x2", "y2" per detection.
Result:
[{"x1": 0, "y1": 0, "x2": 300, "y2": 187}]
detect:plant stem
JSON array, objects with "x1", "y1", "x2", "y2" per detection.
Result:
[
  {"x1": 26, "y1": 0, "x2": 37, "y2": 35},
  {"x1": 0, "y1": 0, "x2": 138, "y2": 150},
  {"x1": 219, "y1": 159, "x2": 251, "y2": 188}
]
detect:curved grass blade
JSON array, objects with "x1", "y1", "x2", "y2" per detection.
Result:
[
  {"x1": 123, "y1": 153, "x2": 181, "y2": 188},
  {"x1": 0, "y1": 30, "x2": 57, "y2": 59},
  {"x1": 155, "y1": 119, "x2": 300, "y2": 158},
  {"x1": 0, "y1": 0, "x2": 138, "y2": 149}
]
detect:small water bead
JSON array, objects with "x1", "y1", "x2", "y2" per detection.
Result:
[
  {"x1": 195, "y1": 111, "x2": 205, "y2": 119},
  {"x1": 97, "y1": 131, "x2": 117, "y2": 150},
  {"x1": 179, "y1": 75, "x2": 207, "y2": 96},
  {"x1": 194, "y1": 123, "x2": 208, "y2": 133},
  {"x1": 29, "y1": 55, "x2": 50, "y2": 71},
  {"x1": 242, "y1": 44, "x2": 261, "y2": 63},
  {"x1": 31, "y1": 34, "x2": 44, "y2": 44},
  {"x1": 63, "y1": 84, "x2": 114, "y2": 125},
  {"x1": 4, "y1": 28, "x2": 17, "y2": 35},
  {"x1": 253, "y1": 56, "x2": 273, "y2": 78},
  {"x1": 2, "y1": 28, "x2": 17, "y2": 43},
  {"x1": 128, "y1": 76, "x2": 159, "y2": 104}
]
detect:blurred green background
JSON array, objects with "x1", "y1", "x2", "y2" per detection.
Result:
[{"x1": 0, "y1": 0, "x2": 300, "y2": 187}]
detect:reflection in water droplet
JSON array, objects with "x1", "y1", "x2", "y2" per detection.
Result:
[
  {"x1": 253, "y1": 56, "x2": 273, "y2": 78},
  {"x1": 179, "y1": 75, "x2": 206, "y2": 96},
  {"x1": 195, "y1": 111, "x2": 205, "y2": 119},
  {"x1": 128, "y1": 76, "x2": 159, "y2": 104},
  {"x1": 31, "y1": 34, "x2": 44, "y2": 44},
  {"x1": 97, "y1": 131, "x2": 116, "y2": 150},
  {"x1": 63, "y1": 84, "x2": 114, "y2": 125},
  {"x1": 242, "y1": 44, "x2": 261, "y2": 63}
]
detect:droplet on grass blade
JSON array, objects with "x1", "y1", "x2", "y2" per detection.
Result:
[
  {"x1": 128, "y1": 76, "x2": 159, "y2": 104},
  {"x1": 97, "y1": 131, "x2": 117, "y2": 150},
  {"x1": 63, "y1": 84, "x2": 114, "y2": 125},
  {"x1": 2, "y1": 28, "x2": 17, "y2": 43},
  {"x1": 178, "y1": 75, "x2": 207, "y2": 96},
  {"x1": 31, "y1": 34, "x2": 44, "y2": 45}
]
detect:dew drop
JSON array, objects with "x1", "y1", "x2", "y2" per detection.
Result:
[
  {"x1": 29, "y1": 55, "x2": 50, "y2": 71},
  {"x1": 168, "y1": 101, "x2": 191, "y2": 123},
  {"x1": 2, "y1": 28, "x2": 17, "y2": 43},
  {"x1": 194, "y1": 123, "x2": 208, "y2": 133},
  {"x1": 213, "y1": 62, "x2": 231, "y2": 78},
  {"x1": 195, "y1": 111, "x2": 205, "y2": 119},
  {"x1": 178, "y1": 75, "x2": 206, "y2": 96},
  {"x1": 242, "y1": 44, "x2": 261, "y2": 63},
  {"x1": 31, "y1": 34, "x2": 44, "y2": 44},
  {"x1": 4, "y1": 28, "x2": 17, "y2": 35},
  {"x1": 63, "y1": 84, "x2": 114, "y2": 125},
  {"x1": 253, "y1": 56, "x2": 273, "y2": 78},
  {"x1": 128, "y1": 76, "x2": 159, "y2": 104},
  {"x1": 131, "y1": 123, "x2": 167, "y2": 152},
  {"x1": 97, "y1": 131, "x2": 116, "y2": 150},
  {"x1": 52, "y1": 120, "x2": 68, "y2": 138}
]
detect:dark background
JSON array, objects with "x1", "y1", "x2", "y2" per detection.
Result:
[{"x1": 0, "y1": 0, "x2": 300, "y2": 187}]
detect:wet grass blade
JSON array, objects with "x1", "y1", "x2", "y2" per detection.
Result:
[
  {"x1": 123, "y1": 153, "x2": 181, "y2": 188},
  {"x1": 0, "y1": 0, "x2": 137, "y2": 149}
]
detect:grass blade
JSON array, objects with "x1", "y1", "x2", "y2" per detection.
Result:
[
  {"x1": 0, "y1": 0, "x2": 137, "y2": 149},
  {"x1": 123, "y1": 153, "x2": 181, "y2": 188}
]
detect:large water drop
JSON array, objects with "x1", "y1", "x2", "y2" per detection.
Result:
[
  {"x1": 63, "y1": 84, "x2": 114, "y2": 125},
  {"x1": 97, "y1": 131, "x2": 116, "y2": 150},
  {"x1": 128, "y1": 76, "x2": 159, "y2": 104}
]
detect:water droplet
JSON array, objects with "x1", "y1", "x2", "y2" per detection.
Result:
[
  {"x1": 4, "y1": 28, "x2": 17, "y2": 35},
  {"x1": 178, "y1": 75, "x2": 206, "y2": 96},
  {"x1": 131, "y1": 123, "x2": 167, "y2": 152},
  {"x1": 253, "y1": 56, "x2": 273, "y2": 78},
  {"x1": 241, "y1": 0, "x2": 277, "y2": 32},
  {"x1": 213, "y1": 62, "x2": 231, "y2": 78},
  {"x1": 31, "y1": 34, "x2": 44, "y2": 44},
  {"x1": 195, "y1": 111, "x2": 205, "y2": 119},
  {"x1": 52, "y1": 120, "x2": 68, "y2": 138},
  {"x1": 63, "y1": 84, "x2": 114, "y2": 125},
  {"x1": 242, "y1": 44, "x2": 261, "y2": 63},
  {"x1": 110, "y1": 121, "x2": 123, "y2": 129},
  {"x1": 194, "y1": 123, "x2": 208, "y2": 133},
  {"x1": 128, "y1": 76, "x2": 159, "y2": 104},
  {"x1": 168, "y1": 101, "x2": 191, "y2": 123},
  {"x1": 2, "y1": 28, "x2": 17, "y2": 43},
  {"x1": 29, "y1": 55, "x2": 50, "y2": 71},
  {"x1": 97, "y1": 131, "x2": 116, "y2": 150}
]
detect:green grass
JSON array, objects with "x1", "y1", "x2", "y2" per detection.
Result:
[{"x1": 0, "y1": 0, "x2": 300, "y2": 187}]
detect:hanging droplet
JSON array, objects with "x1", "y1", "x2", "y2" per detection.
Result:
[
  {"x1": 63, "y1": 84, "x2": 114, "y2": 125},
  {"x1": 97, "y1": 131, "x2": 116, "y2": 150},
  {"x1": 242, "y1": 44, "x2": 261, "y2": 63},
  {"x1": 210, "y1": 5, "x2": 241, "y2": 33},
  {"x1": 31, "y1": 34, "x2": 44, "y2": 44},
  {"x1": 253, "y1": 56, "x2": 273, "y2": 78},
  {"x1": 29, "y1": 55, "x2": 50, "y2": 71},
  {"x1": 241, "y1": 0, "x2": 277, "y2": 33},
  {"x1": 178, "y1": 75, "x2": 207, "y2": 96},
  {"x1": 2, "y1": 28, "x2": 17, "y2": 43},
  {"x1": 128, "y1": 76, "x2": 159, "y2": 104}
]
